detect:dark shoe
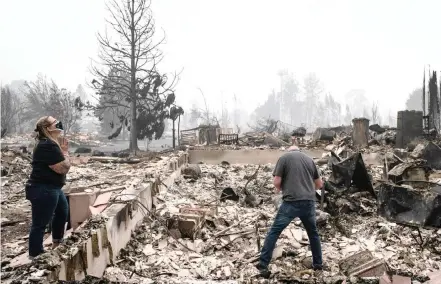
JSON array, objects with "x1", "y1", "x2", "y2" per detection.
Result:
[
  {"x1": 255, "y1": 263, "x2": 271, "y2": 279},
  {"x1": 301, "y1": 257, "x2": 327, "y2": 270},
  {"x1": 313, "y1": 269, "x2": 324, "y2": 279}
]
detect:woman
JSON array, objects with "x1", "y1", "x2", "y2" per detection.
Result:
[{"x1": 25, "y1": 116, "x2": 71, "y2": 258}]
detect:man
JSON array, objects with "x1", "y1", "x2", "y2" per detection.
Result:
[{"x1": 256, "y1": 145, "x2": 323, "y2": 278}]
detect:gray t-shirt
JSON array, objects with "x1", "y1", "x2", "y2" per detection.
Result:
[{"x1": 273, "y1": 150, "x2": 320, "y2": 201}]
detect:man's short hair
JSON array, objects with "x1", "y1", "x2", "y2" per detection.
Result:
[{"x1": 288, "y1": 145, "x2": 300, "y2": 151}]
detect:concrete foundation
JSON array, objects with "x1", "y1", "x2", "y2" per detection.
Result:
[
  {"x1": 352, "y1": 118, "x2": 370, "y2": 148},
  {"x1": 68, "y1": 190, "x2": 97, "y2": 230},
  {"x1": 188, "y1": 149, "x2": 323, "y2": 164},
  {"x1": 15, "y1": 147, "x2": 331, "y2": 282},
  {"x1": 34, "y1": 153, "x2": 189, "y2": 282},
  {"x1": 396, "y1": 110, "x2": 423, "y2": 148}
]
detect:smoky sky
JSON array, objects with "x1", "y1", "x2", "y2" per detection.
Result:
[{"x1": 1, "y1": 0, "x2": 440, "y2": 118}]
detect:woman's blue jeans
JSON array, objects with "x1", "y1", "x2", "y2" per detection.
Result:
[
  {"x1": 259, "y1": 200, "x2": 323, "y2": 269},
  {"x1": 26, "y1": 183, "x2": 68, "y2": 257}
]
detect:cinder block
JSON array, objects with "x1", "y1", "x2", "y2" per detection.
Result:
[
  {"x1": 339, "y1": 250, "x2": 386, "y2": 277},
  {"x1": 176, "y1": 213, "x2": 204, "y2": 239}
]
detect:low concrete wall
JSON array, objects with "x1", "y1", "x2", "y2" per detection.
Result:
[
  {"x1": 188, "y1": 149, "x2": 322, "y2": 164},
  {"x1": 48, "y1": 152, "x2": 188, "y2": 281}
]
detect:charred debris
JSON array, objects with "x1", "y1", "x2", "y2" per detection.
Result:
[
  {"x1": 1, "y1": 115, "x2": 441, "y2": 283},
  {"x1": 99, "y1": 118, "x2": 440, "y2": 283}
]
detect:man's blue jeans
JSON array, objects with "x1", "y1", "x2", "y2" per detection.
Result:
[
  {"x1": 259, "y1": 200, "x2": 323, "y2": 269},
  {"x1": 26, "y1": 183, "x2": 68, "y2": 257}
]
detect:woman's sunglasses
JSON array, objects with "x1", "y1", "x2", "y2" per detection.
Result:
[{"x1": 49, "y1": 120, "x2": 64, "y2": 131}]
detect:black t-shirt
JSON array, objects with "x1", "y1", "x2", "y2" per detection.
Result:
[{"x1": 29, "y1": 139, "x2": 66, "y2": 186}]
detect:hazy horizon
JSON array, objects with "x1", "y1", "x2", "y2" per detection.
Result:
[{"x1": 1, "y1": 0, "x2": 440, "y2": 124}]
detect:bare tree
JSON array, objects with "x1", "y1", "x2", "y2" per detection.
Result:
[
  {"x1": 220, "y1": 101, "x2": 231, "y2": 128},
  {"x1": 90, "y1": 0, "x2": 178, "y2": 151},
  {"x1": 186, "y1": 88, "x2": 219, "y2": 127},
  {"x1": 1, "y1": 86, "x2": 22, "y2": 137},
  {"x1": 387, "y1": 110, "x2": 395, "y2": 127},
  {"x1": 169, "y1": 105, "x2": 184, "y2": 148},
  {"x1": 58, "y1": 89, "x2": 83, "y2": 134},
  {"x1": 232, "y1": 93, "x2": 241, "y2": 128},
  {"x1": 24, "y1": 75, "x2": 83, "y2": 135},
  {"x1": 303, "y1": 73, "x2": 324, "y2": 128},
  {"x1": 248, "y1": 117, "x2": 279, "y2": 134},
  {"x1": 198, "y1": 88, "x2": 211, "y2": 125},
  {"x1": 344, "y1": 104, "x2": 352, "y2": 125},
  {"x1": 371, "y1": 101, "x2": 379, "y2": 124}
]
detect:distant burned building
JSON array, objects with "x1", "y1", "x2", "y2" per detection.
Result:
[
  {"x1": 180, "y1": 125, "x2": 234, "y2": 146},
  {"x1": 291, "y1": 127, "x2": 307, "y2": 144},
  {"x1": 291, "y1": 127, "x2": 306, "y2": 137},
  {"x1": 423, "y1": 70, "x2": 440, "y2": 136},
  {"x1": 396, "y1": 110, "x2": 423, "y2": 148}
]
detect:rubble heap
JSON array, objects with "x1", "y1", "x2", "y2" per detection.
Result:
[
  {"x1": 100, "y1": 163, "x2": 440, "y2": 283},
  {"x1": 0, "y1": 149, "x2": 182, "y2": 283}
]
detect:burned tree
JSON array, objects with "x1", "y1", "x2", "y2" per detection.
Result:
[
  {"x1": 24, "y1": 75, "x2": 83, "y2": 135},
  {"x1": 0, "y1": 87, "x2": 22, "y2": 137},
  {"x1": 186, "y1": 89, "x2": 219, "y2": 127},
  {"x1": 371, "y1": 101, "x2": 380, "y2": 124},
  {"x1": 91, "y1": 0, "x2": 177, "y2": 151},
  {"x1": 427, "y1": 71, "x2": 440, "y2": 132},
  {"x1": 94, "y1": 68, "x2": 131, "y2": 138},
  {"x1": 170, "y1": 105, "x2": 184, "y2": 148},
  {"x1": 249, "y1": 117, "x2": 279, "y2": 134},
  {"x1": 303, "y1": 73, "x2": 324, "y2": 128}
]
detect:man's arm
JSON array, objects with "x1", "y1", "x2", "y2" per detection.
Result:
[
  {"x1": 273, "y1": 156, "x2": 286, "y2": 192},
  {"x1": 273, "y1": 176, "x2": 282, "y2": 192},
  {"x1": 312, "y1": 162, "x2": 323, "y2": 189},
  {"x1": 314, "y1": 177, "x2": 323, "y2": 189}
]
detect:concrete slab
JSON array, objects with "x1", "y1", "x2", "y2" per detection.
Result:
[
  {"x1": 392, "y1": 275, "x2": 411, "y2": 284},
  {"x1": 10, "y1": 228, "x2": 74, "y2": 269},
  {"x1": 69, "y1": 190, "x2": 97, "y2": 230},
  {"x1": 9, "y1": 252, "x2": 31, "y2": 268},
  {"x1": 188, "y1": 149, "x2": 322, "y2": 165},
  {"x1": 93, "y1": 192, "x2": 113, "y2": 207},
  {"x1": 89, "y1": 204, "x2": 107, "y2": 215},
  {"x1": 46, "y1": 152, "x2": 188, "y2": 281},
  {"x1": 427, "y1": 270, "x2": 441, "y2": 284}
]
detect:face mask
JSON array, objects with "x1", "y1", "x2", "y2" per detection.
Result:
[
  {"x1": 48, "y1": 120, "x2": 64, "y2": 132},
  {"x1": 55, "y1": 121, "x2": 64, "y2": 131}
]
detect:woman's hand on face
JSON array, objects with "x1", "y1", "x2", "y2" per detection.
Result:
[{"x1": 59, "y1": 138, "x2": 69, "y2": 153}]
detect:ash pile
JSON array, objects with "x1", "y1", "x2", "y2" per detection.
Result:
[
  {"x1": 0, "y1": 147, "x2": 179, "y2": 283},
  {"x1": 311, "y1": 131, "x2": 441, "y2": 283},
  {"x1": 1, "y1": 147, "x2": 33, "y2": 260},
  {"x1": 97, "y1": 156, "x2": 439, "y2": 283}
]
